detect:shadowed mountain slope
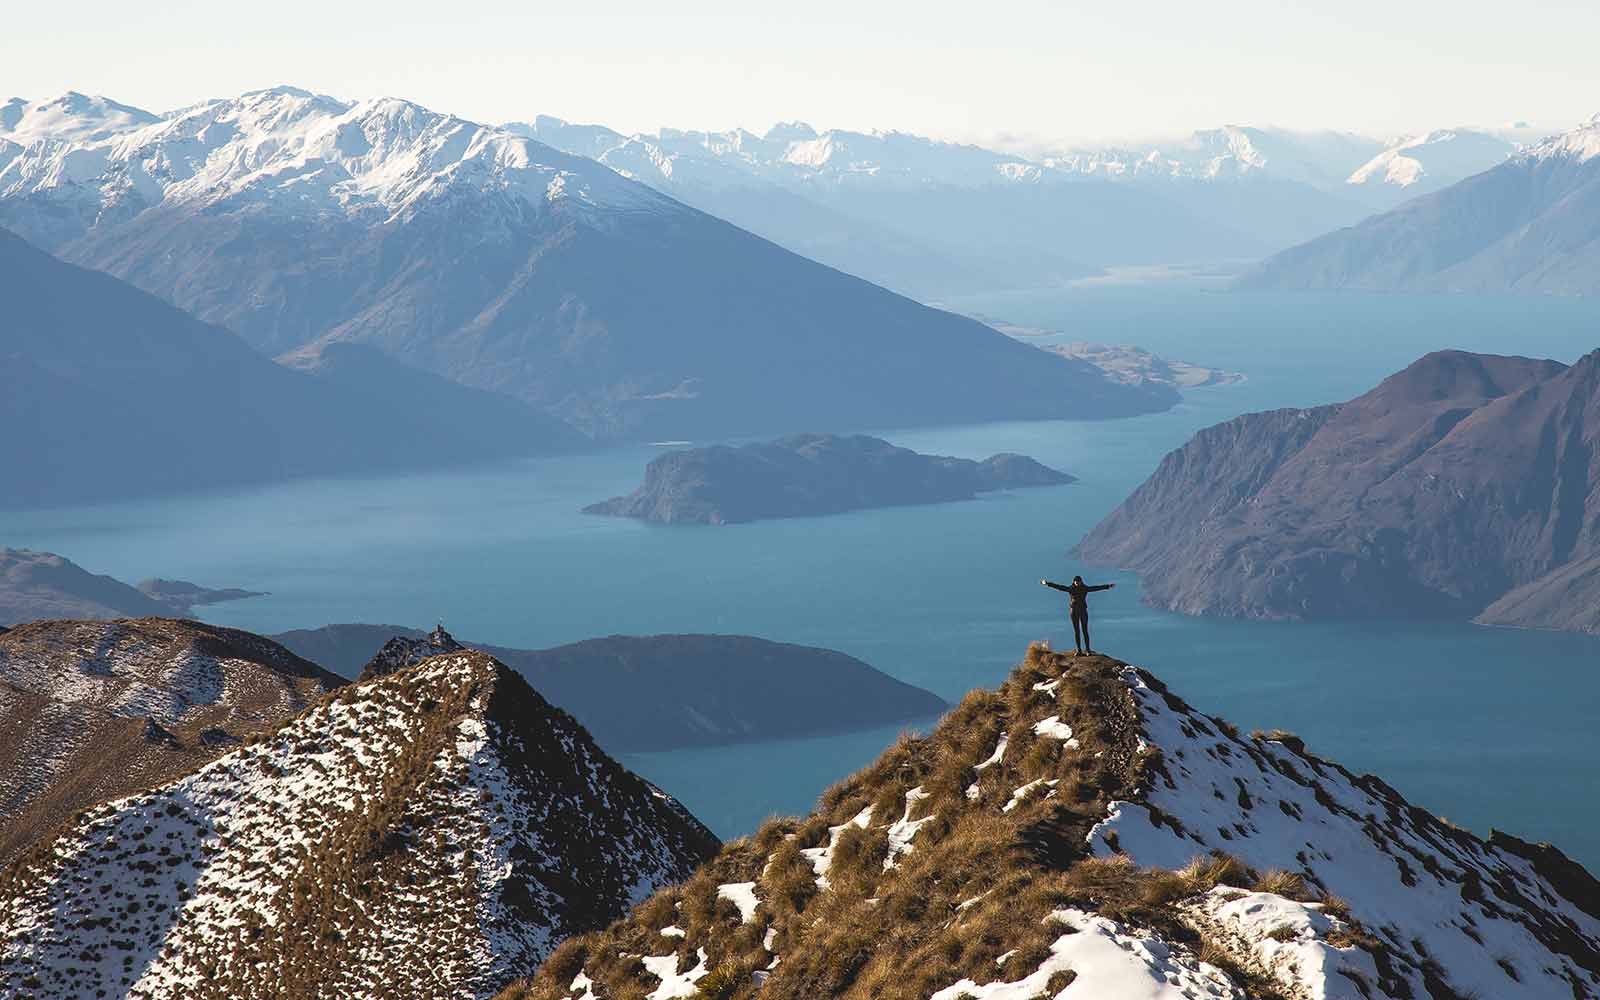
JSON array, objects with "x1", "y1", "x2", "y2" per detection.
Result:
[{"x1": 0, "y1": 227, "x2": 582, "y2": 508}]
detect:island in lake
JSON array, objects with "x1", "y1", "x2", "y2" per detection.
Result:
[{"x1": 584, "y1": 432, "x2": 1074, "y2": 525}]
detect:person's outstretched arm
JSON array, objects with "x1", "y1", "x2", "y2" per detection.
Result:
[
  {"x1": 1041, "y1": 579, "x2": 1070, "y2": 592},
  {"x1": 1087, "y1": 583, "x2": 1116, "y2": 592}
]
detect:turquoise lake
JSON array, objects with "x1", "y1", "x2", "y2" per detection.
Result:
[{"x1": 10, "y1": 287, "x2": 1600, "y2": 863}]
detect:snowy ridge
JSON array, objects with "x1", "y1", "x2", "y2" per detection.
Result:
[
  {"x1": 1091, "y1": 665, "x2": 1600, "y2": 998},
  {"x1": 1345, "y1": 127, "x2": 1520, "y2": 190},
  {"x1": 0, "y1": 87, "x2": 679, "y2": 248},
  {"x1": 1524, "y1": 114, "x2": 1600, "y2": 165},
  {"x1": 503, "y1": 645, "x2": 1600, "y2": 1000},
  {"x1": 0, "y1": 651, "x2": 717, "y2": 1000}
]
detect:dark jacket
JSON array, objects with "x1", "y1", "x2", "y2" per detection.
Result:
[{"x1": 1045, "y1": 580, "x2": 1112, "y2": 613}]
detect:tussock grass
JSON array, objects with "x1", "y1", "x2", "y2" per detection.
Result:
[{"x1": 499, "y1": 649, "x2": 1228, "y2": 1000}]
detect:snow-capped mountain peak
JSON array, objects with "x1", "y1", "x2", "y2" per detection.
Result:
[
  {"x1": 1527, "y1": 113, "x2": 1600, "y2": 164},
  {"x1": 1346, "y1": 126, "x2": 1521, "y2": 189},
  {"x1": 0, "y1": 88, "x2": 680, "y2": 250},
  {"x1": 0, "y1": 91, "x2": 159, "y2": 144}
]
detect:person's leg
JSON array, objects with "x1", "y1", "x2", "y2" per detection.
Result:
[
  {"x1": 1070, "y1": 611, "x2": 1085, "y2": 653},
  {"x1": 1081, "y1": 612, "x2": 1092, "y2": 654}
]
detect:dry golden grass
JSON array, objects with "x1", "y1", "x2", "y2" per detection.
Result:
[{"x1": 496, "y1": 647, "x2": 1362, "y2": 1000}]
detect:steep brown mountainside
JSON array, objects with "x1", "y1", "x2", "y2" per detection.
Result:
[
  {"x1": 0, "y1": 618, "x2": 342, "y2": 860},
  {"x1": 0, "y1": 651, "x2": 718, "y2": 1000},
  {"x1": 498, "y1": 644, "x2": 1600, "y2": 1000},
  {"x1": 1077, "y1": 350, "x2": 1600, "y2": 630}
]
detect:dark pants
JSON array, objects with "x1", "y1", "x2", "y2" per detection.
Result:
[{"x1": 1071, "y1": 609, "x2": 1090, "y2": 651}]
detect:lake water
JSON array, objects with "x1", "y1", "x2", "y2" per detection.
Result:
[{"x1": 11, "y1": 287, "x2": 1600, "y2": 863}]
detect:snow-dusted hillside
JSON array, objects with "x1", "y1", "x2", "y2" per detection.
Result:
[
  {"x1": 0, "y1": 650, "x2": 718, "y2": 1000},
  {"x1": 500, "y1": 645, "x2": 1600, "y2": 1000},
  {"x1": 0, "y1": 618, "x2": 342, "y2": 860}
]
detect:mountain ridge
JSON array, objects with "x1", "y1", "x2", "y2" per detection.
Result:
[
  {"x1": 497, "y1": 644, "x2": 1600, "y2": 1000},
  {"x1": 0, "y1": 89, "x2": 1175, "y2": 441},
  {"x1": 1241, "y1": 115, "x2": 1600, "y2": 295},
  {"x1": 0, "y1": 649, "x2": 719, "y2": 1000}
]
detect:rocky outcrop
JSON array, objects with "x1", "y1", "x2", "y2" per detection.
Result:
[{"x1": 586, "y1": 433, "x2": 1074, "y2": 525}]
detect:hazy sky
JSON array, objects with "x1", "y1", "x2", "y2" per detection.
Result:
[{"x1": 7, "y1": 1, "x2": 1598, "y2": 146}]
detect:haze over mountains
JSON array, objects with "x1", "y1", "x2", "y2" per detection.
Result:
[
  {"x1": 1244, "y1": 116, "x2": 1600, "y2": 295},
  {"x1": 513, "y1": 116, "x2": 1534, "y2": 297},
  {"x1": 0, "y1": 226, "x2": 585, "y2": 507},
  {"x1": 1078, "y1": 350, "x2": 1600, "y2": 633},
  {"x1": 0, "y1": 88, "x2": 1172, "y2": 445}
]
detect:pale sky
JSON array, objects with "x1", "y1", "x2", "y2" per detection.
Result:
[{"x1": 6, "y1": 0, "x2": 1598, "y2": 146}]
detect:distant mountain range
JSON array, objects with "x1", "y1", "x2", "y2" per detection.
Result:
[
  {"x1": 1077, "y1": 350, "x2": 1600, "y2": 633},
  {"x1": 0, "y1": 645, "x2": 717, "y2": 1000},
  {"x1": 512, "y1": 117, "x2": 1537, "y2": 296},
  {"x1": 1242, "y1": 116, "x2": 1600, "y2": 295},
  {"x1": 0, "y1": 89, "x2": 1173, "y2": 444},
  {"x1": 0, "y1": 227, "x2": 583, "y2": 507}
]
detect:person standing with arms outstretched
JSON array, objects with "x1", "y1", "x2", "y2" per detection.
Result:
[{"x1": 1042, "y1": 576, "x2": 1115, "y2": 654}]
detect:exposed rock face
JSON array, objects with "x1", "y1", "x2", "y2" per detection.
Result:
[
  {"x1": 1241, "y1": 116, "x2": 1600, "y2": 295},
  {"x1": 0, "y1": 228, "x2": 582, "y2": 508},
  {"x1": 0, "y1": 651, "x2": 719, "y2": 1000},
  {"x1": 0, "y1": 90, "x2": 1176, "y2": 443},
  {"x1": 499, "y1": 645, "x2": 1600, "y2": 1000},
  {"x1": 1077, "y1": 350, "x2": 1600, "y2": 631},
  {"x1": 585, "y1": 433, "x2": 1074, "y2": 525},
  {"x1": 277, "y1": 625, "x2": 947, "y2": 752},
  {"x1": 358, "y1": 624, "x2": 466, "y2": 681},
  {"x1": 0, "y1": 618, "x2": 343, "y2": 859}
]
